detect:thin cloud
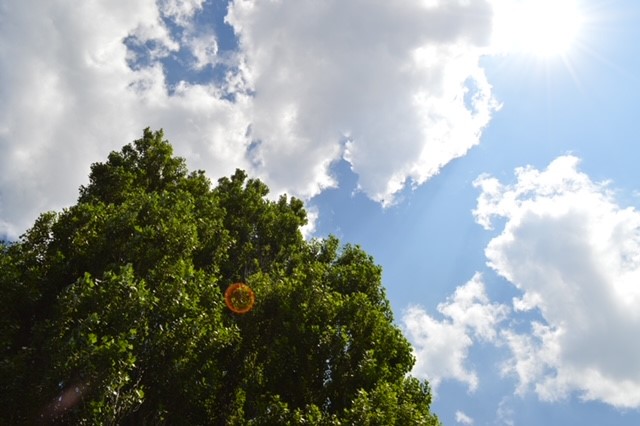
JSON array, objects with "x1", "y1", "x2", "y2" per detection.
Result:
[
  {"x1": 474, "y1": 156, "x2": 640, "y2": 408},
  {"x1": 158, "y1": 0, "x2": 206, "y2": 26},
  {"x1": 496, "y1": 397, "x2": 515, "y2": 426},
  {"x1": 456, "y1": 410, "x2": 474, "y2": 425},
  {"x1": 402, "y1": 273, "x2": 509, "y2": 392}
]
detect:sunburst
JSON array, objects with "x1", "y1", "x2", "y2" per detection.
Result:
[{"x1": 492, "y1": 0, "x2": 585, "y2": 58}]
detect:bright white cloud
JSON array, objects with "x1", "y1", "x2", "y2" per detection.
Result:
[
  {"x1": 0, "y1": 0, "x2": 251, "y2": 239},
  {"x1": 474, "y1": 156, "x2": 640, "y2": 409},
  {"x1": 299, "y1": 204, "x2": 319, "y2": 240},
  {"x1": 455, "y1": 410, "x2": 474, "y2": 425},
  {"x1": 227, "y1": 0, "x2": 499, "y2": 203},
  {"x1": 0, "y1": 0, "x2": 499, "y2": 239},
  {"x1": 402, "y1": 273, "x2": 509, "y2": 392}
]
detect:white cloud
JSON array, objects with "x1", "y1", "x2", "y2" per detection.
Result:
[
  {"x1": 402, "y1": 273, "x2": 509, "y2": 392},
  {"x1": 158, "y1": 0, "x2": 206, "y2": 26},
  {"x1": 0, "y1": 0, "x2": 251, "y2": 239},
  {"x1": 227, "y1": 0, "x2": 499, "y2": 203},
  {"x1": 300, "y1": 204, "x2": 319, "y2": 240},
  {"x1": 456, "y1": 410, "x2": 474, "y2": 425},
  {"x1": 185, "y1": 33, "x2": 219, "y2": 70},
  {"x1": 495, "y1": 397, "x2": 515, "y2": 426},
  {"x1": 0, "y1": 0, "x2": 500, "y2": 239},
  {"x1": 474, "y1": 156, "x2": 640, "y2": 409}
]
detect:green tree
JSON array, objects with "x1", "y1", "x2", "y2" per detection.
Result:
[{"x1": 0, "y1": 129, "x2": 440, "y2": 425}]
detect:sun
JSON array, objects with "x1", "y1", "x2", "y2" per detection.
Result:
[{"x1": 492, "y1": 0, "x2": 585, "y2": 58}]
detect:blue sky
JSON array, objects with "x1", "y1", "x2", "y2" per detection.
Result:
[{"x1": 2, "y1": 0, "x2": 640, "y2": 424}]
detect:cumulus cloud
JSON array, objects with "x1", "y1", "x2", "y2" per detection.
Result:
[
  {"x1": 0, "y1": 0, "x2": 499, "y2": 239},
  {"x1": 402, "y1": 273, "x2": 509, "y2": 392},
  {"x1": 227, "y1": 0, "x2": 499, "y2": 203},
  {"x1": 0, "y1": 0, "x2": 251, "y2": 239},
  {"x1": 474, "y1": 155, "x2": 640, "y2": 408}
]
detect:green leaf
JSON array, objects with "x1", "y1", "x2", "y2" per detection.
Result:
[{"x1": 88, "y1": 333, "x2": 98, "y2": 345}]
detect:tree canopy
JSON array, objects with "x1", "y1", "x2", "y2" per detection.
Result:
[{"x1": 0, "y1": 129, "x2": 440, "y2": 425}]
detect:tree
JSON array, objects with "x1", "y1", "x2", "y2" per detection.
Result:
[{"x1": 0, "y1": 129, "x2": 440, "y2": 425}]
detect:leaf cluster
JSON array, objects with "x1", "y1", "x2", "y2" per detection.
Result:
[{"x1": 0, "y1": 129, "x2": 440, "y2": 425}]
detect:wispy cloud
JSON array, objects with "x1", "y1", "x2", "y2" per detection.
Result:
[
  {"x1": 495, "y1": 396, "x2": 515, "y2": 426},
  {"x1": 456, "y1": 410, "x2": 474, "y2": 425},
  {"x1": 402, "y1": 273, "x2": 509, "y2": 392},
  {"x1": 158, "y1": 0, "x2": 206, "y2": 26}
]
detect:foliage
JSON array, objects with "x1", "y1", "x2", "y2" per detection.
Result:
[{"x1": 0, "y1": 129, "x2": 440, "y2": 425}]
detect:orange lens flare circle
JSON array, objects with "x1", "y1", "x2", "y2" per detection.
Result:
[{"x1": 224, "y1": 283, "x2": 255, "y2": 314}]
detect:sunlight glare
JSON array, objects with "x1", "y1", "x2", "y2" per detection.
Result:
[{"x1": 492, "y1": 0, "x2": 585, "y2": 58}]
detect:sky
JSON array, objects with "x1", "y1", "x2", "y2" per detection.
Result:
[{"x1": 1, "y1": 0, "x2": 640, "y2": 424}]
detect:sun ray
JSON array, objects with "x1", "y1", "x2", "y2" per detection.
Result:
[{"x1": 491, "y1": 0, "x2": 585, "y2": 59}]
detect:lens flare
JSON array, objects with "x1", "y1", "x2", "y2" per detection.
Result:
[{"x1": 224, "y1": 283, "x2": 255, "y2": 314}]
